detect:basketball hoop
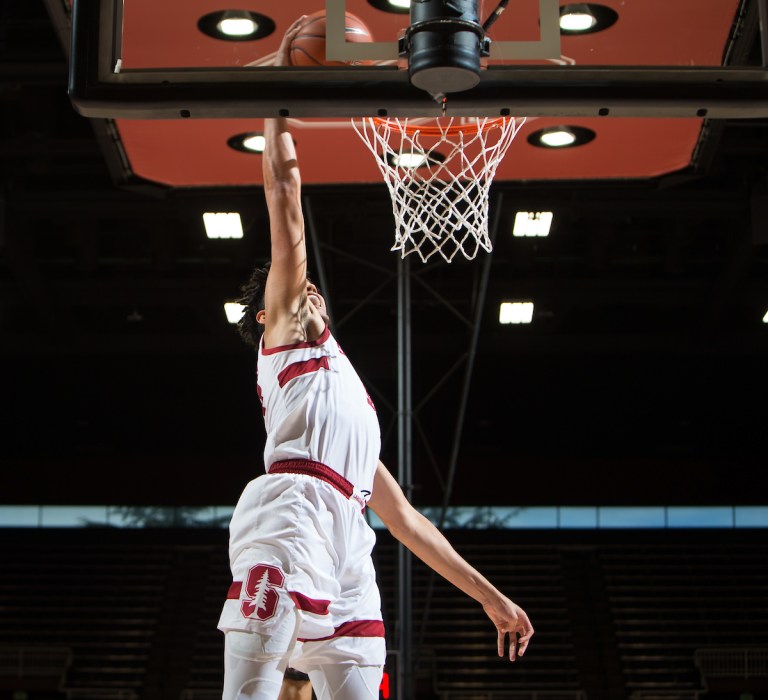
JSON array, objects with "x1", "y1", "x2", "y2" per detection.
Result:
[{"x1": 352, "y1": 116, "x2": 525, "y2": 263}]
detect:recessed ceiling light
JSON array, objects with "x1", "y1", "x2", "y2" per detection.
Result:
[
  {"x1": 367, "y1": 0, "x2": 410, "y2": 13},
  {"x1": 228, "y1": 132, "x2": 266, "y2": 154},
  {"x1": 559, "y1": 4, "x2": 619, "y2": 35},
  {"x1": 203, "y1": 212, "x2": 244, "y2": 239},
  {"x1": 514, "y1": 212, "x2": 553, "y2": 237},
  {"x1": 224, "y1": 302, "x2": 246, "y2": 324},
  {"x1": 395, "y1": 152, "x2": 428, "y2": 168},
  {"x1": 528, "y1": 126, "x2": 596, "y2": 149},
  {"x1": 540, "y1": 130, "x2": 576, "y2": 147},
  {"x1": 198, "y1": 10, "x2": 275, "y2": 42},
  {"x1": 218, "y1": 17, "x2": 259, "y2": 37},
  {"x1": 499, "y1": 302, "x2": 534, "y2": 325},
  {"x1": 386, "y1": 150, "x2": 444, "y2": 169},
  {"x1": 560, "y1": 12, "x2": 596, "y2": 32}
]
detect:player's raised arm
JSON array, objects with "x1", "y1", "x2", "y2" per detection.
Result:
[
  {"x1": 261, "y1": 17, "x2": 313, "y2": 348},
  {"x1": 367, "y1": 460, "x2": 534, "y2": 661}
]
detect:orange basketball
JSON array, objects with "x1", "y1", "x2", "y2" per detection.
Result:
[{"x1": 289, "y1": 10, "x2": 373, "y2": 66}]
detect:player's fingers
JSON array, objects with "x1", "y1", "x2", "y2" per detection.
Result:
[
  {"x1": 517, "y1": 620, "x2": 534, "y2": 657},
  {"x1": 508, "y1": 631, "x2": 517, "y2": 662},
  {"x1": 287, "y1": 15, "x2": 308, "y2": 34},
  {"x1": 497, "y1": 629, "x2": 505, "y2": 658}
]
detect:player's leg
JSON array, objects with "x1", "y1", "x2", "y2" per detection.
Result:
[
  {"x1": 223, "y1": 630, "x2": 287, "y2": 700},
  {"x1": 307, "y1": 664, "x2": 382, "y2": 700},
  {"x1": 223, "y1": 609, "x2": 303, "y2": 700}
]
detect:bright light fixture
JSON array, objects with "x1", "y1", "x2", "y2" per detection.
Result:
[
  {"x1": 499, "y1": 302, "x2": 534, "y2": 325},
  {"x1": 763, "y1": 309, "x2": 768, "y2": 323},
  {"x1": 514, "y1": 211, "x2": 553, "y2": 237},
  {"x1": 394, "y1": 151, "x2": 428, "y2": 168},
  {"x1": 540, "y1": 129, "x2": 576, "y2": 147},
  {"x1": 217, "y1": 17, "x2": 258, "y2": 37},
  {"x1": 559, "y1": 11, "x2": 597, "y2": 31},
  {"x1": 203, "y1": 212, "x2": 244, "y2": 239},
  {"x1": 242, "y1": 134, "x2": 266, "y2": 152},
  {"x1": 224, "y1": 302, "x2": 246, "y2": 324},
  {"x1": 388, "y1": 0, "x2": 411, "y2": 7}
]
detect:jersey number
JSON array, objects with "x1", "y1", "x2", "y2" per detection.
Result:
[{"x1": 240, "y1": 563, "x2": 284, "y2": 621}]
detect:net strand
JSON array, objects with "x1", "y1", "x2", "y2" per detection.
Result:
[{"x1": 353, "y1": 116, "x2": 525, "y2": 262}]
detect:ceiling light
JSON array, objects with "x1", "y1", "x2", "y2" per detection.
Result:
[
  {"x1": 559, "y1": 12, "x2": 596, "y2": 32},
  {"x1": 367, "y1": 0, "x2": 410, "y2": 13},
  {"x1": 763, "y1": 309, "x2": 768, "y2": 323},
  {"x1": 528, "y1": 126, "x2": 596, "y2": 149},
  {"x1": 559, "y1": 4, "x2": 619, "y2": 35},
  {"x1": 499, "y1": 302, "x2": 534, "y2": 325},
  {"x1": 514, "y1": 211, "x2": 553, "y2": 237},
  {"x1": 395, "y1": 152, "x2": 428, "y2": 168},
  {"x1": 541, "y1": 130, "x2": 576, "y2": 147},
  {"x1": 198, "y1": 10, "x2": 275, "y2": 42},
  {"x1": 241, "y1": 134, "x2": 265, "y2": 152},
  {"x1": 386, "y1": 150, "x2": 444, "y2": 169},
  {"x1": 217, "y1": 17, "x2": 259, "y2": 37},
  {"x1": 224, "y1": 302, "x2": 245, "y2": 324},
  {"x1": 203, "y1": 212, "x2": 244, "y2": 239},
  {"x1": 228, "y1": 132, "x2": 265, "y2": 154}
]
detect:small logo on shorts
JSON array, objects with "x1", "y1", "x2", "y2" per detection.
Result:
[{"x1": 241, "y1": 563, "x2": 285, "y2": 621}]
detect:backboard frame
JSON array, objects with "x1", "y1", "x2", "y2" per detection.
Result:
[
  {"x1": 324, "y1": 0, "x2": 563, "y2": 62},
  {"x1": 68, "y1": 0, "x2": 768, "y2": 120}
]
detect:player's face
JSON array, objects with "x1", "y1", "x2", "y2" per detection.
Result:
[{"x1": 306, "y1": 282, "x2": 329, "y2": 324}]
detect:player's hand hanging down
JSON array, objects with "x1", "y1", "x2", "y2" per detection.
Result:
[{"x1": 482, "y1": 594, "x2": 535, "y2": 661}]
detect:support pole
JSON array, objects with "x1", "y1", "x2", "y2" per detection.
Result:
[
  {"x1": 302, "y1": 195, "x2": 334, "y2": 326},
  {"x1": 417, "y1": 194, "x2": 504, "y2": 651},
  {"x1": 396, "y1": 254, "x2": 414, "y2": 700}
]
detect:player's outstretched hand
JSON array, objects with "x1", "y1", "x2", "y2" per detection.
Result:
[
  {"x1": 275, "y1": 16, "x2": 308, "y2": 67},
  {"x1": 482, "y1": 594, "x2": 534, "y2": 662}
]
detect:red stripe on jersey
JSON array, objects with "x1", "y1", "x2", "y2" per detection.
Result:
[
  {"x1": 277, "y1": 356, "x2": 330, "y2": 388},
  {"x1": 299, "y1": 619, "x2": 386, "y2": 642},
  {"x1": 289, "y1": 591, "x2": 331, "y2": 615},
  {"x1": 227, "y1": 581, "x2": 242, "y2": 599},
  {"x1": 269, "y1": 459, "x2": 354, "y2": 499},
  {"x1": 261, "y1": 326, "x2": 331, "y2": 355}
]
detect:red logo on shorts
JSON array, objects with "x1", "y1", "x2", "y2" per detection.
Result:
[{"x1": 241, "y1": 563, "x2": 285, "y2": 621}]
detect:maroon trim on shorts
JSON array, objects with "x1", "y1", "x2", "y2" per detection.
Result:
[
  {"x1": 268, "y1": 459, "x2": 354, "y2": 499},
  {"x1": 227, "y1": 582, "x2": 329, "y2": 616},
  {"x1": 260, "y1": 326, "x2": 331, "y2": 356},
  {"x1": 277, "y1": 356, "x2": 330, "y2": 388},
  {"x1": 298, "y1": 619, "x2": 386, "y2": 643},
  {"x1": 289, "y1": 591, "x2": 331, "y2": 615}
]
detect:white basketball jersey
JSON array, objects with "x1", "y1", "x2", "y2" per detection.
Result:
[{"x1": 257, "y1": 326, "x2": 381, "y2": 504}]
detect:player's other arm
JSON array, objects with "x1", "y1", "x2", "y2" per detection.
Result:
[
  {"x1": 367, "y1": 460, "x2": 534, "y2": 661},
  {"x1": 262, "y1": 18, "x2": 310, "y2": 347}
]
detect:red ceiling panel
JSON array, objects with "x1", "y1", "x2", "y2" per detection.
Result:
[{"x1": 110, "y1": 0, "x2": 740, "y2": 187}]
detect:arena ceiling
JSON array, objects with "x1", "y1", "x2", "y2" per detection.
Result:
[{"x1": 0, "y1": 0, "x2": 766, "y2": 509}]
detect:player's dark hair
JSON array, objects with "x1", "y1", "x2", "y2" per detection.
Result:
[{"x1": 236, "y1": 262, "x2": 270, "y2": 349}]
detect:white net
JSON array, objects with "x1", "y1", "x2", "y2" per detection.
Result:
[{"x1": 352, "y1": 116, "x2": 525, "y2": 263}]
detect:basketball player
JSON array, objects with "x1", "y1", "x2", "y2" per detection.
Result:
[{"x1": 218, "y1": 16, "x2": 534, "y2": 700}]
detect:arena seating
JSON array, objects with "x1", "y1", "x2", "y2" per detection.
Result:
[{"x1": 1, "y1": 528, "x2": 766, "y2": 700}]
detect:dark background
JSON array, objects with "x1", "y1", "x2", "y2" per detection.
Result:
[{"x1": 1, "y1": 1, "x2": 767, "y2": 508}]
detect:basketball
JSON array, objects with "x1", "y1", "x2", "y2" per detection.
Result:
[{"x1": 289, "y1": 10, "x2": 373, "y2": 66}]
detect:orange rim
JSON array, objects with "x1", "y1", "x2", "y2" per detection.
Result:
[{"x1": 370, "y1": 117, "x2": 511, "y2": 137}]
